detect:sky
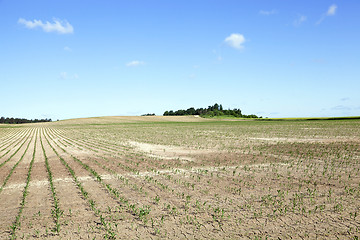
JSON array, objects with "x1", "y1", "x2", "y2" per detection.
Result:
[{"x1": 0, "y1": 0, "x2": 359, "y2": 120}]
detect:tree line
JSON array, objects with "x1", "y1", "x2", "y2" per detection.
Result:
[
  {"x1": 163, "y1": 103, "x2": 260, "y2": 118},
  {"x1": 0, "y1": 117, "x2": 52, "y2": 124}
]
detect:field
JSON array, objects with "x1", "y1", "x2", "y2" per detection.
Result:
[{"x1": 0, "y1": 116, "x2": 359, "y2": 239}]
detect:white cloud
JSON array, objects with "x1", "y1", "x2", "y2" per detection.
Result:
[
  {"x1": 126, "y1": 61, "x2": 145, "y2": 67},
  {"x1": 64, "y1": 46, "x2": 72, "y2": 52},
  {"x1": 224, "y1": 33, "x2": 246, "y2": 50},
  {"x1": 316, "y1": 4, "x2": 338, "y2": 25},
  {"x1": 60, "y1": 72, "x2": 79, "y2": 80},
  {"x1": 259, "y1": 9, "x2": 278, "y2": 15},
  {"x1": 293, "y1": 15, "x2": 307, "y2": 26},
  {"x1": 18, "y1": 18, "x2": 74, "y2": 34},
  {"x1": 60, "y1": 72, "x2": 67, "y2": 80},
  {"x1": 327, "y1": 4, "x2": 337, "y2": 16}
]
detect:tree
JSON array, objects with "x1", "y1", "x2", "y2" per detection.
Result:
[
  {"x1": 186, "y1": 107, "x2": 196, "y2": 115},
  {"x1": 0, "y1": 117, "x2": 52, "y2": 124},
  {"x1": 162, "y1": 103, "x2": 258, "y2": 118}
]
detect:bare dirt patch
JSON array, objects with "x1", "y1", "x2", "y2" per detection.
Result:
[{"x1": 127, "y1": 140, "x2": 215, "y2": 162}]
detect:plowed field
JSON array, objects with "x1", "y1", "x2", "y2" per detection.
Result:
[{"x1": 0, "y1": 117, "x2": 359, "y2": 239}]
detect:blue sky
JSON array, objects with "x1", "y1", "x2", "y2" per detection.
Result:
[{"x1": 0, "y1": 0, "x2": 359, "y2": 120}]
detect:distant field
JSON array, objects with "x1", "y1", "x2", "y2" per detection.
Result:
[{"x1": 0, "y1": 116, "x2": 359, "y2": 239}]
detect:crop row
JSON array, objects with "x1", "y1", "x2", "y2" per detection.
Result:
[{"x1": 10, "y1": 130, "x2": 38, "y2": 239}]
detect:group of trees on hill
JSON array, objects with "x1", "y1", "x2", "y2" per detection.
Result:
[
  {"x1": 0, "y1": 117, "x2": 52, "y2": 124},
  {"x1": 163, "y1": 103, "x2": 260, "y2": 118}
]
